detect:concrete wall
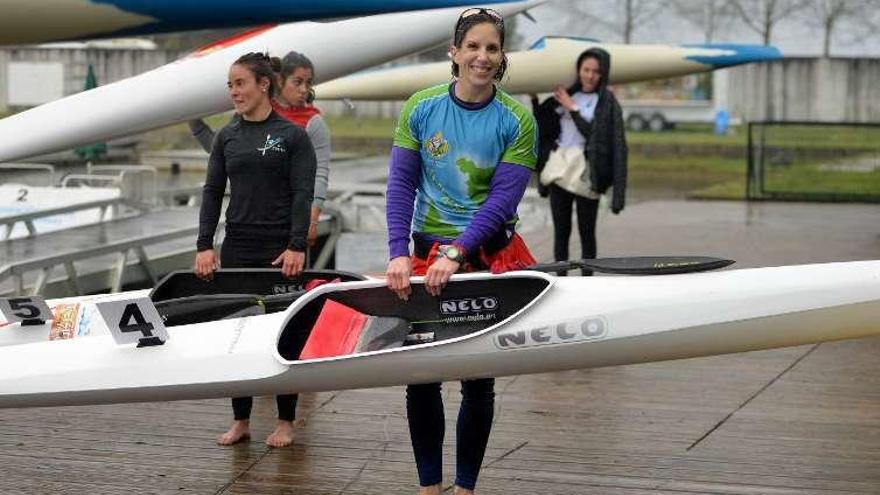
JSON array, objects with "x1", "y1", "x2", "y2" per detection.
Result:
[
  {"x1": 726, "y1": 57, "x2": 880, "y2": 123},
  {"x1": 0, "y1": 47, "x2": 184, "y2": 112}
]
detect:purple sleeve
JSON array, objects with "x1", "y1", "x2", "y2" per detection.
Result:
[
  {"x1": 386, "y1": 146, "x2": 421, "y2": 259},
  {"x1": 456, "y1": 162, "x2": 531, "y2": 254}
]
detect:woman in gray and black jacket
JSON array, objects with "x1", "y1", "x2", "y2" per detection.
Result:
[{"x1": 531, "y1": 47, "x2": 627, "y2": 275}]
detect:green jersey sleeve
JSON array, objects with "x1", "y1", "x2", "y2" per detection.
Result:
[
  {"x1": 499, "y1": 99, "x2": 538, "y2": 170},
  {"x1": 393, "y1": 94, "x2": 422, "y2": 151}
]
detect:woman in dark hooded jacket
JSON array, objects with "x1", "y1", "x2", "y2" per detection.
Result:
[{"x1": 530, "y1": 47, "x2": 627, "y2": 275}]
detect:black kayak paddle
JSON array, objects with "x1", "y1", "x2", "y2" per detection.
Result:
[{"x1": 528, "y1": 256, "x2": 734, "y2": 275}]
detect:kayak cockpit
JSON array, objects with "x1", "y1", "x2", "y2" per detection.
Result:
[
  {"x1": 149, "y1": 269, "x2": 366, "y2": 327},
  {"x1": 277, "y1": 272, "x2": 554, "y2": 361}
]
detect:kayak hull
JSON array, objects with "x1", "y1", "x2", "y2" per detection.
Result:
[
  {"x1": 1, "y1": 261, "x2": 879, "y2": 408},
  {"x1": 0, "y1": 1, "x2": 541, "y2": 162},
  {"x1": 315, "y1": 37, "x2": 783, "y2": 100}
]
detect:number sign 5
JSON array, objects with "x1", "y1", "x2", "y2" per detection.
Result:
[{"x1": 0, "y1": 297, "x2": 52, "y2": 324}]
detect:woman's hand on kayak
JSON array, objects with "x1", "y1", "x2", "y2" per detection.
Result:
[
  {"x1": 194, "y1": 249, "x2": 219, "y2": 280},
  {"x1": 424, "y1": 257, "x2": 459, "y2": 297},
  {"x1": 386, "y1": 256, "x2": 413, "y2": 301},
  {"x1": 273, "y1": 249, "x2": 305, "y2": 278}
]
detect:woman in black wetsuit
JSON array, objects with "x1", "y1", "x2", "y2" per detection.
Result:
[{"x1": 194, "y1": 52, "x2": 316, "y2": 448}]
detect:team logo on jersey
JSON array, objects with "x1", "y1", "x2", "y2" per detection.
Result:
[
  {"x1": 424, "y1": 131, "x2": 449, "y2": 159},
  {"x1": 257, "y1": 134, "x2": 286, "y2": 155}
]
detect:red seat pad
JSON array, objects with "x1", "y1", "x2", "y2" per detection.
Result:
[
  {"x1": 304, "y1": 277, "x2": 341, "y2": 291},
  {"x1": 299, "y1": 299, "x2": 369, "y2": 359}
]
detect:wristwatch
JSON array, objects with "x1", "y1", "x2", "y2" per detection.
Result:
[{"x1": 438, "y1": 244, "x2": 466, "y2": 264}]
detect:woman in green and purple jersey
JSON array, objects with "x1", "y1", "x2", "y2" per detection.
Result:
[{"x1": 384, "y1": 8, "x2": 538, "y2": 494}]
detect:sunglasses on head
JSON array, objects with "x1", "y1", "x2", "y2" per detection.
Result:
[
  {"x1": 459, "y1": 7, "x2": 502, "y2": 20},
  {"x1": 455, "y1": 7, "x2": 504, "y2": 35}
]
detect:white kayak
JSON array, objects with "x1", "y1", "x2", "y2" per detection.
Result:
[
  {"x1": 0, "y1": 1, "x2": 541, "y2": 162},
  {"x1": 1, "y1": 259, "x2": 879, "y2": 409},
  {"x1": 315, "y1": 36, "x2": 783, "y2": 100}
]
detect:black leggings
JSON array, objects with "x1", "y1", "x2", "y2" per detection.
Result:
[
  {"x1": 407, "y1": 379, "x2": 495, "y2": 491},
  {"x1": 548, "y1": 183, "x2": 599, "y2": 276},
  {"x1": 220, "y1": 233, "x2": 298, "y2": 422}
]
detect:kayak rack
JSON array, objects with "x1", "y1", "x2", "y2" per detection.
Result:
[
  {"x1": 0, "y1": 163, "x2": 56, "y2": 186},
  {"x1": 0, "y1": 197, "x2": 138, "y2": 241},
  {"x1": 1, "y1": 164, "x2": 165, "y2": 240}
]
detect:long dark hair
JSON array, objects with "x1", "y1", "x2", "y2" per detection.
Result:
[
  {"x1": 281, "y1": 51, "x2": 316, "y2": 104},
  {"x1": 451, "y1": 10, "x2": 508, "y2": 82},
  {"x1": 568, "y1": 50, "x2": 604, "y2": 94},
  {"x1": 233, "y1": 52, "x2": 276, "y2": 97}
]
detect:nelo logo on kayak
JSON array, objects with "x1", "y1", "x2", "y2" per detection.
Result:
[
  {"x1": 440, "y1": 296, "x2": 498, "y2": 315},
  {"x1": 273, "y1": 283, "x2": 304, "y2": 294},
  {"x1": 495, "y1": 316, "x2": 607, "y2": 350}
]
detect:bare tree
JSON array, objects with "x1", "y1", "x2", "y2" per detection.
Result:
[
  {"x1": 552, "y1": 0, "x2": 668, "y2": 43},
  {"x1": 803, "y1": 0, "x2": 879, "y2": 56},
  {"x1": 728, "y1": 0, "x2": 808, "y2": 119},
  {"x1": 670, "y1": 0, "x2": 735, "y2": 42},
  {"x1": 728, "y1": 0, "x2": 809, "y2": 44},
  {"x1": 621, "y1": 0, "x2": 668, "y2": 43}
]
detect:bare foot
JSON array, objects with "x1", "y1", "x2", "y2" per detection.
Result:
[
  {"x1": 453, "y1": 487, "x2": 474, "y2": 495},
  {"x1": 418, "y1": 484, "x2": 441, "y2": 495},
  {"x1": 217, "y1": 419, "x2": 250, "y2": 445},
  {"x1": 265, "y1": 420, "x2": 295, "y2": 448}
]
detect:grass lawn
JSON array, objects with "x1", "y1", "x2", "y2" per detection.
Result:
[
  {"x1": 750, "y1": 124, "x2": 880, "y2": 151},
  {"x1": 628, "y1": 153, "x2": 746, "y2": 200},
  {"x1": 325, "y1": 115, "x2": 397, "y2": 140},
  {"x1": 759, "y1": 158, "x2": 880, "y2": 199},
  {"x1": 322, "y1": 117, "x2": 750, "y2": 146},
  {"x1": 628, "y1": 123, "x2": 746, "y2": 146},
  {"x1": 135, "y1": 114, "x2": 878, "y2": 202},
  {"x1": 323, "y1": 117, "x2": 880, "y2": 152}
]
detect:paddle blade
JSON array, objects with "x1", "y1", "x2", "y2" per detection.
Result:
[
  {"x1": 154, "y1": 294, "x2": 262, "y2": 327},
  {"x1": 529, "y1": 256, "x2": 735, "y2": 275},
  {"x1": 581, "y1": 256, "x2": 735, "y2": 274}
]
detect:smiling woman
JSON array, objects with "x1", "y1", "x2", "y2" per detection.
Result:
[{"x1": 383, "y1": 8, "x2": 538, "y2": 495}]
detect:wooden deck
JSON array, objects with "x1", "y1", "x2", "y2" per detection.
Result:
[{"x1": 2, "y1": 199, "x2": 879, "y2": 494}]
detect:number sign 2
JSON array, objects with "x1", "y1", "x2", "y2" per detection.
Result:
[{"x1": 95, "y1": 297, "x2": 169, "y2": 347}]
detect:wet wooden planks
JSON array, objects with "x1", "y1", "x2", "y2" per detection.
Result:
[
  {"x1": 1, "y1": 199, "x2": 880, "y2": 494},
  {"x1": 2, "y1": 339, "x2": 878, "y2": 494}
]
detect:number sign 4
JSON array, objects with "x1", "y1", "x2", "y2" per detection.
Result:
[{"x1": 95, "y1": 297, "x2": 169, "y2": 347}]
